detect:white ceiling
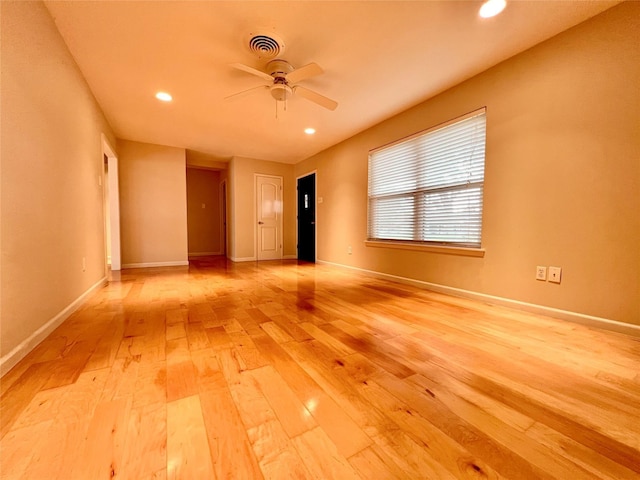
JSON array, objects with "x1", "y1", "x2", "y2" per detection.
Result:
[{"x1": 44, "y1": 1, "x2": 619, "y2": 164}]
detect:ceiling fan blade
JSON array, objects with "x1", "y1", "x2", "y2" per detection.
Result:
[
  {"x1": 230, "y1": 63, "x2": 273, "y2": 82},
  {"x1": 294, "y1": 86, "x2": 338, "y2": 111},
  {"x1": 286, "y1": 62, "x2": 323, "y2": 84},
  {"x1": 225, "y1": 84, "x2": 269, "y2": 101}
]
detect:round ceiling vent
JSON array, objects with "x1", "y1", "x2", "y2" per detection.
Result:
[{"x1": 246, "y1": 32, "x2": 285, "y2": 59}]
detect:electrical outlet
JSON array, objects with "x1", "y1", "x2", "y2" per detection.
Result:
[
  {"x1": 536, "y1": 266, "x2": 547, "y2": 281},
  {"x1": 347, "y1": 245, "x2": 352, "y2": 255},
  {"x1": 548, "y1": 266, "x2": 562, "y2": 284},
  {"x1": 82, "y1": 257, "x2": 86, "y2": 272}
]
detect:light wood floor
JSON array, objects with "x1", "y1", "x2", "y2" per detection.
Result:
[{"x1": 1, "y1": 257, "x2": 639, "y2": 479}]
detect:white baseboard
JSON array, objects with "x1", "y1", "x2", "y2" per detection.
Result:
[
  {"x1": 188, "y1": 251, "x2": 222, "y2": 257},
  {"x1": 0, "y1": 276, "x2": 108, "y2": 376},
  {"x1": 316, "y1": 259, "x2": 640, "y2": 337},
  {"x1": 230, "y1": 256, "x2": 298, "y2": 262},
  {"x1": 229, "y1": 256, "x2": 257, "y2": 262},
  {"x1": 121, "y1": 260, "x2": 189, "y2": 268}
]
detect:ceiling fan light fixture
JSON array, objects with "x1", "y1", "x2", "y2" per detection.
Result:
[
  {"x1": 479, "y1": 0, "x2": 506, "y2": 18},
  {"x1": 270, "y1": 84, "x2": 292, "y2": 102}
]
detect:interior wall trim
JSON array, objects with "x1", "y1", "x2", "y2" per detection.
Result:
[
  {"x1": 188, "y1": 251, "x2": 222, "y2": 257},
  {"x1": 0, "y1": 276, "x2": 108, "y2": 376},
  {"x1": 121, "y1": 261, "x2": 190, "y2": 268},
  {"x1": 229, "y1": 256, "x2": 257, "y2": 262},
  {"x1": 317, "y1": 260, "x2": 640, "y2": 338}
]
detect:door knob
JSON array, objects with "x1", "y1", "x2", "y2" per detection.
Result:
[
  {"x1": 258, "y1": 221, "x2": 264, "y2": 225},
  {"x1": 310, "y1": 222, "x2": 315, "y2": 225}
]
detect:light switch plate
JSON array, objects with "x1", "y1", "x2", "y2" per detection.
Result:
[{"x1": 536, "y1": 266, "x2": 547, "y2": 281}]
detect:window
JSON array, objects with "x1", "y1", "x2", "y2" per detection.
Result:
[{"x1": 368, "y1": 109, "x2": 486, "y2": 248}]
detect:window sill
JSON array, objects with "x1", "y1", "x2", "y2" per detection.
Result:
[{"x1": 364, "y1": 240, "x2": 485, "y2": 258}]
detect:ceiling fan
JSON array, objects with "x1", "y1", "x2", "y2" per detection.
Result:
[{"x1": 226, "y1": 59, "x2": 338, "y2": 111}]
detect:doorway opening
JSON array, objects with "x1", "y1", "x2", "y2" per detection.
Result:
[
  {"x1": 102, "y1": 135, "x2": 121, "y2": 271},
  {"x1": 221, "y1": 180, "x2": 227, "y2": 257},
  {"x1": 186, "y1": 168, "x2": 223, "y2": 257}
]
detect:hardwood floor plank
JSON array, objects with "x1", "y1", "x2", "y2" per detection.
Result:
[
  {"x1": 341, "y1": 353, "x2": 507, "y2": 480},
  {"x1": 186, "y1": 322, "x2": 211, "y2": 351},
  {"x1": 42, "y1": 339, "x2": 97, "y2": 389},
  {"x1": 84, "y1": 315, "x2": 122, "y2": 371},
  {"x1": 387, "y1": 373, "x2": 598, "y2": 479},
  {"x1": 228, "y1": 370, "x2": 278, "y2": 429},
  {"x1": 348, "y1": 444, "x2": 409, "y2": 480},
  {"x1": 199, "y1": 387, "x2": 265, "y2": 480},
  {"x1": 166, "y1": 395, "x2": 215, "y2": 479},
  {"x1": 133, "y1": 360, "x2": 167, "y2": 408},
  {"x1": 23, "y1": 419, "x2": 89, "y2": 479},
  {"x1": 100, "y1": 356, "x2": 141, "y2": 402},
  {"x1": 205, "y1": 325, "x2": 233, "y2": 349},
  {"x1": 166, "y1": 337, "x2": 198, "y2": 401},
  {"x1": 0, "y1": 419, "x2": 52, "y2": 480},
  {"x1": 252, "y1": 332, "x2": 372, "y2": 458},
  {"x1": 227, "y1": 330, "x2": 269, "y2": 370},
  {"x1": 247, "y1": 419, "x2": 314, "y2": 480},
  {"x1": 371, "y1": 429, "x2": 459, "y2": 480},
  {"x1": 299, "y1": 322, "x2": 356, "y2": 357},
  {"x1": 319, "y1": 322, "x2": 415, "y2": 379},
  {"x1": 11, "y1": 385, "x2": 67, "y2": 430},
  {"x1": 390, "y1": 331, "x2": 640, "y2": 472},
  {"x1": 120, "y1": 402, "x2": 167, "y2": 480},
  {"x1": 71, "y1": 397, "x2": 131, "y2": 479},
  {"x1": 165, "y1": 321, "x2": 186, "y2": 341},
  {"x1": 56, "y1": 368, "x2": 110, "y2": 422},
  {"x1": 0, "y1": 362, "x2": 52, "y2": 439},
  {"x1": 260, "y1": 321, "x2": 295, "y2": 344},
  {"x1": 291, "y1": 427, "x2": 362, "y2": 480},
  {"x1": 251, "y1": 365, "x2": 317, "y2": 437},
  {"x1": 270, "y1": 313, "x2": 314, "y2": 342},
  {"x1": 280, "y1": 339, "x2": 399, "y2": 439},
  {"x1": 1, "y1": 257, "x2": 638, "y2": 480}
]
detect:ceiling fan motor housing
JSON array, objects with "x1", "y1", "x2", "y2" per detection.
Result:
[{"x1": 267, "y1": 59, "x2": 294, "y2": 79}]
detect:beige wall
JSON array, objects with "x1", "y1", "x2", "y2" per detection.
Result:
[
  {"x1": 118, "y1": 140, "x2": 188, "y2": 266},
  {"x1": 295, "y1": 3, "x2": 640, "y2": 325},
  {"x1": 1, "y1": 1, "x2": 116, "y2": 361},
  {"x1": 229, "y1": 157, "x2": 296, "y2": 260},
  {"x1": 186, "y1": 168, "x2": 221, "y2": 255}
]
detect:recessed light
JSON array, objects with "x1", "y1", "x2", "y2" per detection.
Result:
[
  {"x1": 479, "y1": 0, "x2": 506, "y2": 18},
  {"x1": 304, "y1": 128, "x2": 316, "y2": 135},
  {"x1": 155, "y1": 91, "x2": 172, "y2": 102}
]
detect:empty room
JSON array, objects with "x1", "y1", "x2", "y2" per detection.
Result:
[{"x1": 1, "y1": 1, "x2": 639, "y2": 479}]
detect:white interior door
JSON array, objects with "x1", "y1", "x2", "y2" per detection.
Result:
[{"x1": 256, "y1": 175, "x2": 282, "y2": 261}]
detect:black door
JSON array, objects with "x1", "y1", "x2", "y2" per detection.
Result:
[{"x1": 297, "y1": 173, "x2": 316, "y2": 262}]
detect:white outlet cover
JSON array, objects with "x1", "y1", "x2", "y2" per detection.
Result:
[
  {"x1": 536, "y1": 266, "x2": 547, "y2": 281},
  {"x1": 549, "y1": 266, "x2": 562, "y2": 284}
]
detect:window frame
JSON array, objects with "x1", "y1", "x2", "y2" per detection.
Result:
[{"x1": 367, "y1": 108, "x2": 487, "y2": 251}]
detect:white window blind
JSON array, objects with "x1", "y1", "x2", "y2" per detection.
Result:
[{"x1": 368, "y1": 109, "x2": 486, "y2": 247}]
